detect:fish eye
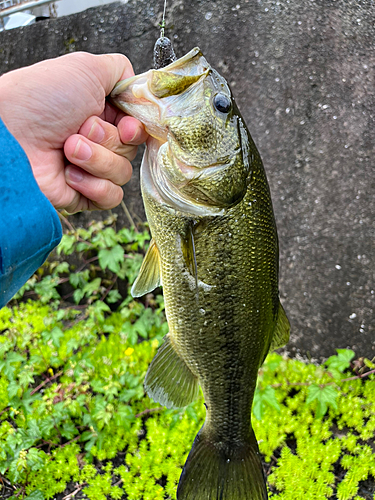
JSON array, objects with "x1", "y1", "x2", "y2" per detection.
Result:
[{"x1": 213, "y1": 93, "x2": 232, "y2": 113}]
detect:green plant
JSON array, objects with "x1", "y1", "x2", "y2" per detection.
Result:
[{"x1": 0, "y1": 217, "x2": 373, "y2": 499}]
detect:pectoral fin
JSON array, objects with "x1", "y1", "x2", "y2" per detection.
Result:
[
  {"x1": 181, "y1": 224, "x2": 198, "y2": 295},
  {"x1": 269, "y1": 302, "x2": 290, "y2": 351},
  {"x1": 144, "y1": 334, "x2": 199, "y2": 409},
  {"x1": 131, "y1": 239, "x2": 161, "y2": 297}
]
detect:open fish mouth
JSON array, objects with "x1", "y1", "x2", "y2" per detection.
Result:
[
  {"x1": 110, "y1": 47, "x2": 210, "y2": 141},
  {"x1": 111, "y1": 47, "x2": 210, "y2": 99}
]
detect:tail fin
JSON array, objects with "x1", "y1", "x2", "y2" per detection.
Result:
[{"x1": 177, "y1": 427, "x2": 267, "y2": 500}]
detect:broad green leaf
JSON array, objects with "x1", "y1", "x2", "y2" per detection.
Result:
[
  {"x1": 115, "y1": 404, "x2": 134, "y2": 429},
  {"x1": 38, "y1": 417, "x2": 55, "y2": 437},
  {"x1": 119, "y1": 388, "x2": 139, "y2": 403},
  {"x1": 100, "y1": 227, "x2": 119, "y2": 247},
  {"x1": 133, "y1": 317, "x2": 149, "y2": 339},
  {"x1": 34, "y1": 276, "x2": 60, "y2": 303},
  {"x1": 70, "y1": 272, "x2": 83, "y2": 288},
  {"x1": 253, "y1": 395, "x2": 263, "y2": 421},
  {"x1": 19, "y1": 390, "x2": 40, "y2": 415},
  {"x1": 26, "y1": 448, "x2": 46, "y2": 471},
  {"x1": 76, "y1": 241, "x2": 91, "y2": 252},
  {"x1": 89, "y1": 301, "x2": 110, "y2": 322}
]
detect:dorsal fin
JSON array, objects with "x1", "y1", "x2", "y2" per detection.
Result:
[{"x1": 131, "y1": 239, "x2": 161, "y2": 298}]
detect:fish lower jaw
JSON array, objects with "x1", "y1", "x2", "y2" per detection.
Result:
[
  {"x1": 150, "y1": 166, "x2": 226, "y2": 217},
  {"x1": 158, "y1": 187, "x2": 226, "y2": 216}
]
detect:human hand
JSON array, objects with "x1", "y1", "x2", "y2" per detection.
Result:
[{"x1": 0, "y1": 52, "x2": 148, "y2": 212}]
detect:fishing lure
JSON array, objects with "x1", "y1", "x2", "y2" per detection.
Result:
[{"x1": 153, "y1": 0, "x2": 177, "y2": 69}]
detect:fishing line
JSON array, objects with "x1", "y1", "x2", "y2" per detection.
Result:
[{"x1": 160, "y1": 0, "x2": 167, "y2": 38}]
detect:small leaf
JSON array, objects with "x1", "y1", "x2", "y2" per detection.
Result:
[
  {"x1": 325, "y1": 349, "x2": 355, "y2": 374},
  {"x1": 306, "y1": 384, "x2": 338, "y2": 418},
  {"x1": 98, "y1": 245, "x2": 125, "y2": 273},
  {"x1": 25, "y1": 489, "x2": 45, "y2": 500},
  {"x1": 73, "y1": 289, "x2": 85, "y2": 304},
  {"x1": 83, "y1": 277, "x2": 102, "y2": 297},
  {"x1": 50, "y1": 327, "x2": 64, "y2": 348},
  {"x1": 6, "y1": 352, "x2": 25, "y2": 364},
  {"x1": 8, "y1": 380, "x2": 20, "y2": 399},
  {"x1": 106, "y1": 289, "x2": 122, "y2": 304},
  {"x1": 53, "y1": 262, "x2": 70, "y2": 275},
  {"x1": 57, "y1": 234, "x2": 75, "y2": 255},
  {"x1": 185, "y1": 404, "x2": 198, "y2": 423},
  {"x1": 253, "y1": 386, "x2": 280, "y2": 421},
  {"x1": 18, "y1": 368, "x2": 35, "y2": 389}
]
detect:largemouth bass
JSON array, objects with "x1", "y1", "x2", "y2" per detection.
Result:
[{"x1": 111, "y1": 47, "x2": 290, "y2": 500}]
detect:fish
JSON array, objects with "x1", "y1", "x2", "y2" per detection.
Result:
[{"x1": 110, "y1": 47, "x2": 290, "y2": 500}]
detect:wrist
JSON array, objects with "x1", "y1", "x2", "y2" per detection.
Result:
[{"x1": 0, "y1": 72, "x2": 20, "y2": 142}]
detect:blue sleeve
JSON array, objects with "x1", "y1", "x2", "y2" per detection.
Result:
[{"x1": 0, "y1": 118, "x2": 62, "y2": 308}]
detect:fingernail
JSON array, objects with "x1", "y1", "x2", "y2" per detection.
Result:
[
  {"x1": 88, "y1": 121, "x2": 105, "y2": 143},
  {"x1": 129, "y1": 128, "x2": 140, "y2": 143},
  {"x1": 66, "y1": 166, "x2": 84, "y2": 182},
  {"x1": 73, "y1": 139, "x2": 92, "y2": 161}
]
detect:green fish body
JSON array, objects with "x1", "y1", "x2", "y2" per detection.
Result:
[{"x1": 111, "y1": 48, "x2": 290, "y2": 500}]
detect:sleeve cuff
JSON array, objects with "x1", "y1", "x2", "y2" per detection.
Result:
[{"x1": 0, "y1": 118, "x2": 62, "y2": 308}]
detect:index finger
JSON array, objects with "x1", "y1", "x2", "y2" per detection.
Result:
[{"x1": 89, "y1": 53, "x2": 136, "y2": 97}]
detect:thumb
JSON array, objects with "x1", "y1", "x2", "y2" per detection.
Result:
[{"x1": 89, "y1": 53, "x2": 136, "y2": 96}]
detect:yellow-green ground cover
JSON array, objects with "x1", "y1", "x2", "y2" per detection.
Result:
[{"x1": 0, "y1": 217, "x2": 374, "y2": 500}]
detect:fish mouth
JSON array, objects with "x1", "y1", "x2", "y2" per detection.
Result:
[{"x1": 110, "y1": 47, "x2": 210, "y2": 141}]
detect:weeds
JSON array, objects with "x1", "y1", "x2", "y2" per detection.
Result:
[{"x1": 0, "y1": 216, "x2": 374, "y2": 499}]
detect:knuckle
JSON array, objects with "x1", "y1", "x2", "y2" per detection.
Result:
[
  {"x1": 118, "y1": 160, "x2": 133, "y2": 185},
  {"x1": 95, "y1": 178, "x2": 110, "y2": 200}
]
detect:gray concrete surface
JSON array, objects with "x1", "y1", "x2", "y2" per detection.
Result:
[{"x1": 0, "y1": 0, "x2": 374, "y2": 360}]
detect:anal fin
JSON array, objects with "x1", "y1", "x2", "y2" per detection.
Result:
[
  {"x1": 144, "y1": 334, "x2": 199, "y2": 409},
  {"x1": 131, "y1": 238, "x2": 161, "y2": 298},
  {"x1": 269, "y1": 301, "x2": 290, "y2": 351}
]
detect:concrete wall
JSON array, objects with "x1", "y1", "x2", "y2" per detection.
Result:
[{"x1": 0, "y1": 0, "x2": 374, "y2": 359}]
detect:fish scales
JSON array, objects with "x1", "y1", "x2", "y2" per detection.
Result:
[
  {"x1": 159, "y1": 173, "x2": 278, "y2": 437},
  {"x1": 111, "y1": 47, "x2": 289, "y2": 500}
]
